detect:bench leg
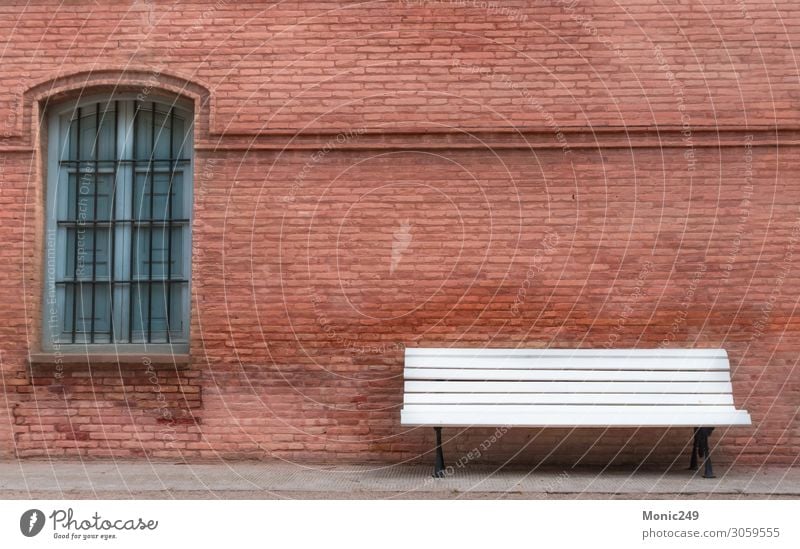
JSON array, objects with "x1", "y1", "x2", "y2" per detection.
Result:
[
  {"x1": 433, "y1": 427, "x2": 446, "y2": 478},
  {"x1": 688, "y1": 428, "x2": 699, "y2": 470},
  {"x1": 697, "y1": 427, "x2": 715, "y2": 479}
]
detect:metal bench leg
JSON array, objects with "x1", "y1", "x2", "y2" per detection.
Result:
[
  {"x1": 698, "y1": 427, "x2": 715, "y2": 479},
  {"x1": 433, "y1": 427, "x2": 446, "y2": 478},
  {"x1": 688, "y1": 427, "x2": 699, "y2": 470}
]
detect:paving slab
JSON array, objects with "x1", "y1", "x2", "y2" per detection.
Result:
[{"x1": 0, "y1": 461, "x2": 797, "y2": 499}]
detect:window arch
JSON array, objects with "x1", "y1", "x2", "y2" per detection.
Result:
[{"x1": 44, "y1": 94, "x2": 193, "y2": 351}]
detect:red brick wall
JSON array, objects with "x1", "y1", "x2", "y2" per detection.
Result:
[
  {"x1": 1, "y1": 1, "x2": 799, "y2": 468},
  {"x1": 2, "y1": 0, "x2": 800, "y2": 134},
  {"x1": 15, "y1": 361, "x2": 201, "y2": 459}
]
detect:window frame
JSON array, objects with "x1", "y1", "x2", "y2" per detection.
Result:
[{"x1": 42, "y1": 92, "x2": 194, "y2": 354}]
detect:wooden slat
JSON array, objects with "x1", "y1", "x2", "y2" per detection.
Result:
[
  {"x1": 404, "y1": 381, "x2": 734, "y2": 394},
  {"x1": 405, "y1": 356, "x2": 729, "y2": 371},
  {"x1": 406, "y1": 348, "x2": 727, "y2": 358},
  {"x1": 404, "y1": 393, "x2": 735, "y2": 405},
  {"x1": 403, "y1": 405, "x2": 740, "y2": 413},
  {"x1": 400, "y1": 409, "x2": 752, "y2": 427},
  {"x1": 404, "y1": 368, "x2": 730, "y2": 381},
  {"x1": 406, "y1": 348, "x2": 727, "y2": 356}
]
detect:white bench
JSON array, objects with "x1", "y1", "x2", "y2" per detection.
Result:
[{"x1": 400, "y1": 348, "x2": 751, "y2": 478}]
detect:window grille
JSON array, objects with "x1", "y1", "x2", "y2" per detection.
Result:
[{"x1": 45, "y1": 98, "x2": 193, "y2": 347}]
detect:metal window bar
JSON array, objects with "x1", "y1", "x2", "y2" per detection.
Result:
[
  {"x1": 56, "y1": 278, "x2": 189, "y2": 284},
  {"x1": 129, "y1": 100, "x2": 138, "y2": 343},
  {"x1": 89, "y1": 102, "x2": 99, "y2": 343},
  {"x1": 166, "y1": 106, "x2": 175, "y2": 343},
  {"x1": 70, "y1": 107, "x2": 81, "y2": 343},
  {"x1": 57, "y1": 218, "x2": 190, "y2": 227},
  {"x1": 59, "y1": 159, "x2": 190, "y2": 164},
  {"x1": 147, "y1": 101, "x2": 156, "y2": 343},
  {"x1": 110, "y1": 100, "x2": 118, "y2": 343}
]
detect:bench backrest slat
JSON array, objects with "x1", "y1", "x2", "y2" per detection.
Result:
[
  {"x1": 404, "y1": 393, "x2": 735, "y2": 405},
  {"x1": 404, "y1": 369, "x2": 730, "y2": 382},
  {"x1": 406, "y1": 349, "x2": 729, "y2": 371},
  {"x1": 405, "y1": 380, "x2": 733, "y2": 394}
]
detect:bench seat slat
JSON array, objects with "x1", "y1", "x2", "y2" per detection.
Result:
[
  {"x1": 405, "y1": 381, "x2": 734, "y2": 394},
  {"x1": 403, "y1": 405, "x2": 742, "y2": 413},
  {"x1": 404, "y1": 393, "x2": 735, "y2": 405},
  {"x1": 406, "y1": 348, "x2": 727, "y2": 359},
  {"x1": 404, "y1": 368, "x2": 731, "y2": 382},
  {"x1": 406, "y1": 357, "x2": 730, "y2": 371},
  {"x1": 400, "y1": 409, "x2": 752, "y2": 427}
]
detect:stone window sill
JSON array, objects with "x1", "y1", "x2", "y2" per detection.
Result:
[{"x1": 28, "y1": 352, "x2": 191, "y2": 368}]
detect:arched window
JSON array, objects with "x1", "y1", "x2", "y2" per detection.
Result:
[{"x1": 44, "y1": 95, "x2": 193, "y2": 351}]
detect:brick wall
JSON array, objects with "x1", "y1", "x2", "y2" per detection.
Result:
[
  {"x1": 1, "y1": 1, "x2": 799, "y2": 468},
  {"x1": 15, "y1": 360, "x2": 201, "y2": 459}
]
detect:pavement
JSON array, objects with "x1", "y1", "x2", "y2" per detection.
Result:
[{"x1": 1, "y1": 460, "x2": 799, "y2": 499}]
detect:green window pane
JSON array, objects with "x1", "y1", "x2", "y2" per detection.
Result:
[
  {"x1": 62, "y1": 284, "x2": 112, "y2": 338},
  {"x1": 130, "y1": 282, "x2": 183, "y2": 342},
  {"x1": 65, "y1": 228, "x2": 112, "y2": 280},
  {"x1": 133, "y1": 171, "x2": 184, "y2": 220},
  {"x1": 132, "y1": 226, "x2": 184, "y2": 279}
]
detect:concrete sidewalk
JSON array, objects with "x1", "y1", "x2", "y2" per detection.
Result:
[{"x1": 1, "y1": 461, "x2": 798, "y2": 499}]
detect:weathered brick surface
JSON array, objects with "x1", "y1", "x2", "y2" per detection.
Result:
[
  {"x1": 1, "y1": 1, "x2": 799, "y2": 469},
  {"x1": 1, "y1": 0, "x2": 800, "y2": 135},
  {"x1": 14, "y1": 361, "x2": 201, "y2": 459}
]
